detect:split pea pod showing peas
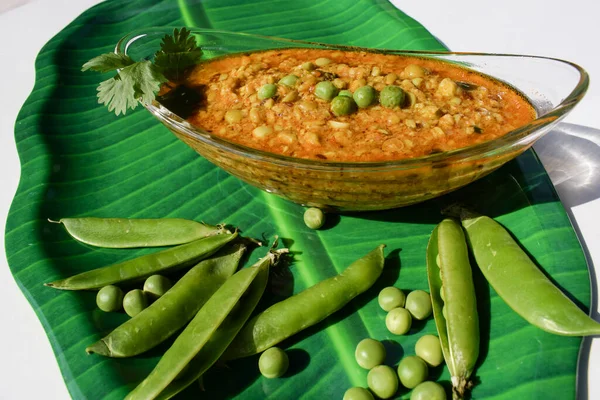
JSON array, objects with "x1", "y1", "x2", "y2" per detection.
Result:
[
  {"x1": 52, "y1": 217, "x2": 228, "y2": 248},
  {"x1": 427, "y1": 219, "x2": 479, "y2": 400},
  {"x1": 86, "y1": 244, "x2": 246, "y2": 358},
  {"x1": 222, "y1": 245, "x2": 386, "y2": 360},
  {"x1": 45, "y1": 232, "x2": 238, "y2": 290},
  {"x1": 461, "y1": 213, "x2": 600, "y2": 336},
  {"x1": 126, "y1": 249, "x2": 284, "y2": 400}
]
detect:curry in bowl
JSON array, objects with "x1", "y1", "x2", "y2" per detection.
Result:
[{"x1": 164, "y1": 48, "x2": 535, "y2": 163}]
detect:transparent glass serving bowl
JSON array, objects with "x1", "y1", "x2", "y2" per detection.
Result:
[{"x1": 116, "y1": 28, "x2": 588, "y2": 211}]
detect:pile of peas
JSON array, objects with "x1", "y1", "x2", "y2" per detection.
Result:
[
  {"x1": 96, "y1": 274, "x2": 172, "y2": 317},
  {"x1": 255, "y1": 57, "x2": 411, "y2": 119},
  {"x1": 343, "y1": 286, "x2": 447, "y2": 400}
]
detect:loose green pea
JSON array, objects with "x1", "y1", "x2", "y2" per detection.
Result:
[
  {"x1": 353, "y1": 85, "x2": 377, "y2": 108},
  {"x1": 258, "y1": 84, "x2": 278, "y2": 100},
  {"x1": 303, "y1": 207, "x2": 325, "y2": 229},
  {"x1": 410, "y1": 381, "x2": 447, "y2": 400},
  {"x1": 143, "y1": 275, "x2": 172, "y2": 300},
  {"x1": 343, "y1": 387, "x2": 374, "y2": 400},
  {"x1": 355, "y1": 338, "x2": 386, "y2": 370},
  {"x1": 415, "y1": 334, "x2": 444, "y2": 367},
  {"x1": 405, "y1": 290, "x2": 433, "y2": 320},
  {"x1": 386, "y1": 307, "x2": 412, "y2": 335},
  {"x1": 315, "y1": 81, "x2": 338, "y2": 101},
  {"x1": 397, "y1": 356, "x2": 429, "y2": 389},
  {"x1": 279, "y1": 75, "x2": 299, "y2": 87},
  {"x1": 380, "y1": 85, "x2": 406, "y2": 108},
  {"x1": 339, "y1": 90, "x2": 353, "y2": 97},
  {"x1": 331, "y1": 95, "x2": 357, "y2": 116},
  {"x1": 367, "y1": 365, "x2": 398, "y2": 399},
  {"x1": 378, "y1": 287, "x2": 406, "y2": 311},
  {"x1": 258, "y1": 347, "x2": 289, "y2": 378},
  {"x1": 96, "y1": 285, "x2": 124, "y2": 312},
  {"x1": 123, "y1": 289, "x2": 148, "y2": 317}
]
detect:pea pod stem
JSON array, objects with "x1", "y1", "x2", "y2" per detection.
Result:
[
  {"x1": 222, "y1": 244, "x2": 386, "y2": 360},
  {"x1": 86, "y1": 244, "x2": 246, "y2": 358},
  {"x1": 461, "y1": 213, "x2": 600, "y2": 336},
  {"x1": 45, "y1": 232, "x2": 238, "y2": 290},
  {"x1": 51, "y1": 217, "x2": 229, "y2": 248},
  {"x1": 125, "y1": 249, "x2": 284, "y2": 400},
  {"x1": 427, "y1": 219, "x2": 479, "y2": 400}
]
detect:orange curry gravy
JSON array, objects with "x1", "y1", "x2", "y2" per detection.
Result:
[{"x1": 182, "y1": 49, "x2": 536, "y2": 162}]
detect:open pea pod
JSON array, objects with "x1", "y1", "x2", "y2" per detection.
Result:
[
  {"x1": 427, "y1": 219, "x2": 479, "y2": 400},
  {"x1": 125, "y1": 249, "x2": 286, "y2": 400}
]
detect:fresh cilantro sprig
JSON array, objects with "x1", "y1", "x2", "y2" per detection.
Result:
[{"x1": 82, "y1": 28, "x2": 202, "y2": 116}]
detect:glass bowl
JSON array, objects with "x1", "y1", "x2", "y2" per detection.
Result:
[{"x1": 116, "y1": 28, "x2": 588, "y2": 211}]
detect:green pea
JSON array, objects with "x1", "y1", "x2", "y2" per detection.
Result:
[
  {"x1": 405, "y1": 290, "x2": 433, "y2": 320},
  {"x1": 259, "y1": 347, "x2": 289, "y2": 378},
  {"x1": 123, "y1": 289, "x2": 148, "y2": 317},
  {"x1": 279, "y1": 75, "x2": 299, "y2": 87},
  {"x1": 96, "y1": 285, "x2": 124, "y2": 312},
  {"x1": 343, "y1": 387, "x2": 374, "y2": 400},
  {"x1": 378, "y1": 287, "x2": 406, "y2": 312},
  {"x1": 143, "y1": 275, "x2": 172, "y2": 300},
  {"x1": 385, "y1": 307, "x2": 412, "y2": 335},
  {"x1": 397, "y1": 356, "x2": 428, "y2": 389},
  {"x1": 258, "y1": 84, "x2": 278, "y2": 100},
  {"x1": 415, "y1": 334, "x2": 444, "y2": 367},
  {"x1": 355, "y1": 338, "x2": 386, "y2": 370},
  {"x1": 303, "y1": 207, "x2": 325, "y2": 229},
  {"x1": 440, "y1": 286, "x2": 445, "y2": 301},
  {"x1": 410, "y1": 381, "x2": 447, "y2": 400},
  {"x1": 339, "y1": 89, "x2": 353, "y2": 97},
  {"x1": 367, "y1": 365, "x2": 398, "y2": 399},
  {"x1": 301, "y1": 62, "x2": 316, "y2": 71},
  {"x1": 353, "y1": 85, "x2": 377, "y2": 108},
  {"x1": 315, "y1": 81, "x2": 338, "y2": 101},
  {"x1": 379, "y1": 85, "x2": 406, "y2": 108},
  {"x1": 331, "y1": 95, "x2": 357, "y2": 116}
]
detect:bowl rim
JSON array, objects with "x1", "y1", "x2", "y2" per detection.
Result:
[{"x1": 116, "y1": 27, "x2": 589, "y2": 171}]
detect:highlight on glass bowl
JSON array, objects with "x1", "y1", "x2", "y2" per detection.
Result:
[{"x1": 85, "y1": 27, "x2": 588, "y2": 211}]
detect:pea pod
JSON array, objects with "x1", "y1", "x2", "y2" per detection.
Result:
[
  {"x1": 461, "y1": 213, "x2": 600, "y2": 336},
  {"x1": 427, "y1": 219, "x2": 479, "y2": 400},
  {"x1": 53, "y1": 217, "x2": 228, "y2": 248},
  {"x1": 45, "y1": 232, "x2": 238, "y2": 290},
  {"x1": 125, "y1": 249, "x2": 281, "y2": 400},
  {"x1": 223, "y1": 244, "x2": 386, "y2": 360},
  {"x1": 85, "y1": 244, "x2": 246, "y2": 357}
]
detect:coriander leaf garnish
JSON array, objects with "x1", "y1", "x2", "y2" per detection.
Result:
[
  {"x1": 82, "y1": 28, "x2": 201, "y2": 116},
  {"x1": 154, "y1": 27, "x2": 203, "y2": 81}
]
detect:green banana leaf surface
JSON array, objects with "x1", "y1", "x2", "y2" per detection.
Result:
[{"x1": 5, "y1": 0, "x2": 591, "y2": 399}]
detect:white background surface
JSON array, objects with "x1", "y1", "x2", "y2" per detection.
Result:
[{"x1": 0, "y1": 0, "x2": 598, "y2": 398}]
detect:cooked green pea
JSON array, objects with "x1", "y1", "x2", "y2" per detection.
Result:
[
  {"x1": 380, "y1": 85, "x2": 406, "y2": 108},
  {"x1": 415, "y1": 334, "x2": 444, "y2": 367},
  {"x1": 315, "y1": 81, "x2": 338, "y2": 101},
  {"x1": 343, "y1": 387, "x2": 374, "y2": 400},
  {"x1": 367, "y1": 365, "x2": 398, "y2": 399},
  {"x1": 410, "y1": 381, "x2": 447, "y2": 400},
  {"x1": 378, "y1": 287, "x2": 406, "y2": 311},
  {"x1": 259, "y1": 347, "x2": 289, "y2": 378},
  {"x1": 331, "y1": 95, "x2": 357, "y2": 116},
  {"x1": 405, "y1": 290, "x2": 432, "y2": 320},
  {"x1": 143, "y1": 275, "x2": 172, "y2": 300},
  {"x1": 397, "y1": 356, "x2": 428, "y2": 389},
  {"x1": 315, "y1": 57, "x2": 331, "y2": 67},
  {"x1": 123, "y1": 289, "x2": 148, "y2": 317},
  {"x1": 303, "y1": 207, "x2": 325, "y2": 229},
  {"x1": 301, "y1": 62, "x2": 316, "y2": 71},
  {"x1": 258, "y1": 84, "x2": 278, "y2": 100},
  {"x1": 279, "y1": 75, "x2": 299, "y2": 87},
  {"x1": 339, "y1": 90, "x2": 353, "y2": 97},
  {"x1": 386, "y1": 307, "x2": 412, "y2": 335},
  {"x1": 96, "y1": 285, "x2": 124, "y2": 312},
  {"x1": 353, "y1": 85, "x2": 377, "y2": 108},
  {"x1": 355, "y1": 338, "x2": 386, "y2": 370}
]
